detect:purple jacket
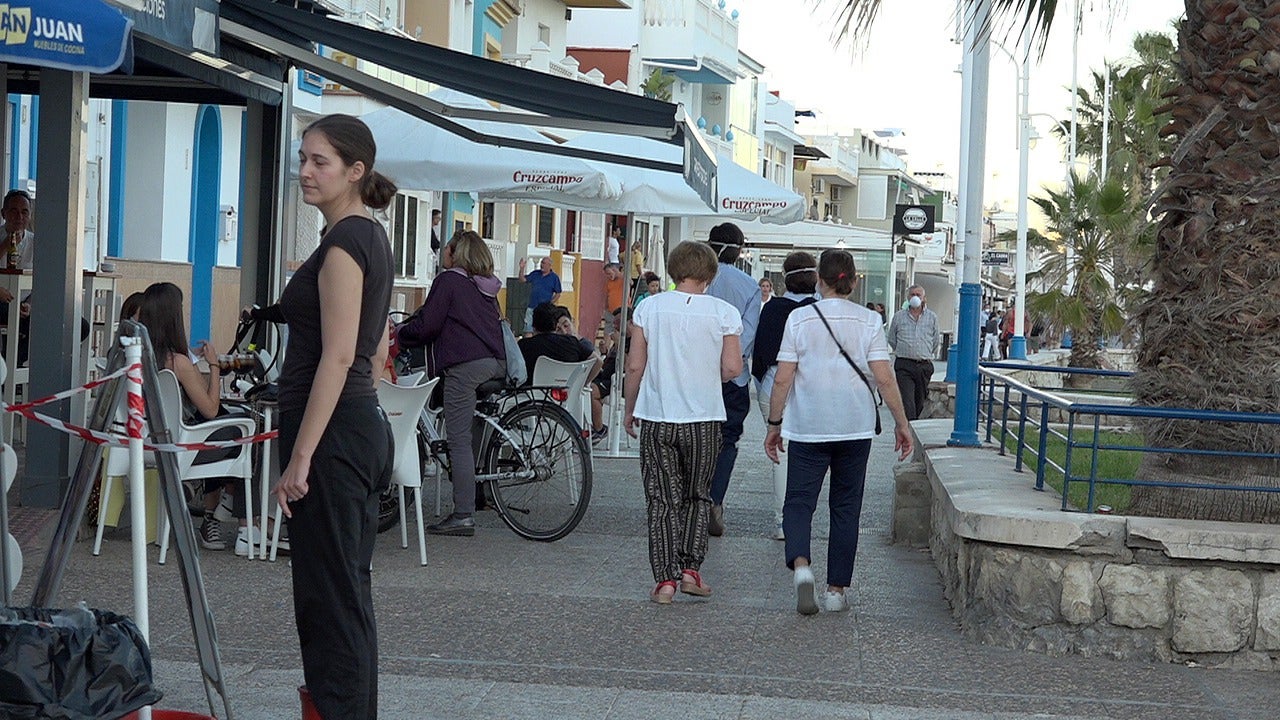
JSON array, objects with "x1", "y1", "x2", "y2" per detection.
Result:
[{"x1": 398, "y1": 268, "x2": 506, "y2": 373}]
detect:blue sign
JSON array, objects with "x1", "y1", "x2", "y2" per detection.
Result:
[{"x1": 0, "y1": 0, "x2": 133, "y2": 74}]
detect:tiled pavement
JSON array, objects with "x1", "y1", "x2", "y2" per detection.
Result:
[{"x1": 7, "y1": 399, "x2": 1278, "y2": 719}]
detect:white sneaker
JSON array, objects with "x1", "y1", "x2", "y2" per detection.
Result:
[
  {"x1": 821, "y1": 589, "x2": 850, "y2": 613},
  {"x1": 794, "y1": 566, "x2": 818, "y2": 615},
  {"x1": 212, "y1": 493, "x2": 235, "y2": 523},
  {"x1": 234, "y1": 525, "x2": 291, "y2": 557},
  {"x1": 771, "y1": 522, "x2": 785, "y2": 541},
  {"x1": 233, "y1": 526, "x2": 260, "y2": 557}
]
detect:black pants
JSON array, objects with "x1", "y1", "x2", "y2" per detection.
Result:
[
  {"x1": 894, "y1": 357, "x2": 933, "y2": 421},
  {"x1": 709, "y1": 381, "x2": 750, "y2": 506},
  {"x1": 279, "y1": 397, "x2": 393, "y2": 720}
]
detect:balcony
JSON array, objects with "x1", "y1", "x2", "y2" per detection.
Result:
[
  {"x1": 809, "y1": 136, "x2": 860, "y2": 186},
  {"x1": 640, "y1": 0, "x2": 739, "y2": 84},
  {"x1": 505, "y1": 45, "x2": 621, "y2": 89},
  {"x1": 762, "y1": 93, "x2": 803, "y2": 144}
]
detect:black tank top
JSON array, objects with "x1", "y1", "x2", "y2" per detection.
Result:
[{"x1": 277, "y1": 216, "x2": 394, "y2": 413}]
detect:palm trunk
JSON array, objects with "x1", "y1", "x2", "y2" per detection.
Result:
[{"x1": 1130, "y1": 0, "x2": 1280, "y2": 522}]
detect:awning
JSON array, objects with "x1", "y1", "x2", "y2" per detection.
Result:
[
  {"x1": 358, "y1": 90, "x2": 621, "y2": 202},
  {"x1": 221, "y1": 0, "x2": 678, "y2": 137},
  {"x1": 0, "y1": 0, "x2": 133, "y2": 74},
  {"x1": 538, "y1": 132, "x2": 805, "y2": 223}
]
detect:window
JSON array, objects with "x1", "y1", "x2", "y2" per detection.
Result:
[
  {"x1": 480, "y1": 202, "x2": 495, "y2": 239},
  {"x1": 536, "y1": 205, "x2": 555, "y2": 247},
  {"x1": 538, "y1": 24, "x2": 551, "y2": 46},
  {"x1": 830, "y1": 185, "x2": 843, "y2": 202},
  {"x1": 390, "y1": 193, "x2": 419, "y2": 278},
  {"x1": 564, "y1": 210, "x2": 578, "y2": 252}
]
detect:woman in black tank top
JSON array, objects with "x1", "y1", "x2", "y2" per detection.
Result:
[{"x1": 270, "y1": 114, "x2": 397, "y2": 720}]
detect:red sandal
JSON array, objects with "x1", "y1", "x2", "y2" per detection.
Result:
[
  {"x1": 680, "y1": 569, "x2": 712, "y2": 597},
  {"x1": 650, "y1": 580, "x2": 677, "y2": 604}
]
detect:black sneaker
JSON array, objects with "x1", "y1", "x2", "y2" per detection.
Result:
[
  {"x1": 200, "y1": 514, "x2": 226, "y2": 551},
  {"x1": 426, "y1": 514, "x2": 476, "y2": 537},
  {"x1": 591, "y1": 426, "x2": 608, "y2": 445}
]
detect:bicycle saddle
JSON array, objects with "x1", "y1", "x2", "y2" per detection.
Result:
[{"x1": 475, "y1": 378, "x2": 506, "y2": 399}]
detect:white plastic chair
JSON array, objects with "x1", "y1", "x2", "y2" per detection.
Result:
[
  {"x1": 92, "y1": 392, "x2": 158, "y2": 557},
  {"x1": 376, "y1": 376, "x2": 437, "y2": 566},
  {"x1": 531, "y1": 356, "x2": 595, "y2": 435},
  {"x1": 531, "y1": 357, "x2": 596, "y2": 501},
  {"x1": 154, "y1": 369, "x2": 258, "y2": 561}
]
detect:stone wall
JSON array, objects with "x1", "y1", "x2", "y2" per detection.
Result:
[{"x1": 911, "y1": 419, "x2": 1280, "y2": 670}]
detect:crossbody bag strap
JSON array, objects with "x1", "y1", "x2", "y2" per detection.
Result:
[{"x1": 812, "y1": 305, "x2": 882, "y2": 435}]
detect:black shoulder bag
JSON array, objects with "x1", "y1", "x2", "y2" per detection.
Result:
[{"x1": 812, "y1": 306, "x2": 882, "y2": 435}]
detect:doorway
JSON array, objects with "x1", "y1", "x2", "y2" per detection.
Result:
[{"x1": 188, "y1": 106, "x2": 221, "y2": 342}]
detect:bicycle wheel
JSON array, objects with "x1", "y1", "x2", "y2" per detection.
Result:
[{"x1": 481, "y1": 399, "x2": 592, "y2": 541}]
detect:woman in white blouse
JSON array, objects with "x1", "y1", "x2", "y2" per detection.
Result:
[{"x1": 763, "y1": 250, "x2": 912, "y2": 615}]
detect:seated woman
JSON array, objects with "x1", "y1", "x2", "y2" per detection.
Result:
[
  {"x1": 137, "y1": 282, "x2": 278, "y2": 555},
  {"x1": 139, "y1": 283, "x2": 226, "y2": 549},
  {"x1": 631, "y1": 272, "x2": 662, "y2": 307},
  {"x1": 119, "y1": 292, "x2": 144, "y2": 322}
]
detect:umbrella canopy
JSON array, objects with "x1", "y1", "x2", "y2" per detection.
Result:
[
  {"x1": 531, "y1": 132, "x2": 805, "y2": 224},
  {"x1": 359, "y1": 92, "x2": 621, "y2": 202}
]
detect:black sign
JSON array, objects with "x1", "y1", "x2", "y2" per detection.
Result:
[
  {"x1": 116, "y1": 0, "x2": 219, "y2": 55},
  {"x1": 682, "y1": 117, "x2": 717, "y2": 212},
  {"x1": 893, "y1": 203, "x2": 935, "y2": 235},
  {"x1": 982, "y1": 251, "x2": 1011, "y2": 266}
]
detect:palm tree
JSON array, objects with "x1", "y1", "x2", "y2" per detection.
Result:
[
  {"x1": 1025, "y1": 172, "x2": 1128, "y2": 371},
  {"x1": 1051, "y1": 33, "x2": 1176, "y2": 291},
  {"x1": 827, "y1": 0, "x2": 1280, "y2": 523}
]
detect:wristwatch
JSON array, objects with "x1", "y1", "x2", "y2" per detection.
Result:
[{"x1": 766, "y1": 417, "x2": 783, "y2": 427}]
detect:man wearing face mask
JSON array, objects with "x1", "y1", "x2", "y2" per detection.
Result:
[{"x1": 887, "y1": 284, "x2": 938, "y2": 420}]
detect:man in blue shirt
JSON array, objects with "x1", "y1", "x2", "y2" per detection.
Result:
[
  {"x1": 518, "y1": 256, "x2": 562, "y2": 334},
  {"x1": 704, "y1": 222, "x2": 760, "y2": 537}
]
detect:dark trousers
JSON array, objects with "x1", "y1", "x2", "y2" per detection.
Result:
[
  {"x1": 894, "y1": 357, "x2": 933, "y2": 421},
  {"x1": 783, "y1": 439, "x2": 872, "y2": 587},
  {"x1": 640, "y1": 420, "x2": 721, "y2": 582},
  {"x1": 280, "y1": 397, "x2": 393, "y2": 720},
  {"x1": 441, "y1": 357, "x2": 505, "y2": 515},
  {"x1": 709, "y1": 381, "x2": 750, "y2": 506}
]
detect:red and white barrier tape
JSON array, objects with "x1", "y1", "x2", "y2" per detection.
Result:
[
  {"x1": 13, "y1": 406, "x2": 278, "y2": 451},
  {"x1": 2, "y1": 362, "x2": 279, "y2": 451},
  {"x1": 2, "y1": 363, "x2": 133, "y2": 414}
]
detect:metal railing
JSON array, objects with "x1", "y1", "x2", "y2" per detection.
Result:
[{"x1": 978, "y1": 362, "x2": 1280, "y2": 512}]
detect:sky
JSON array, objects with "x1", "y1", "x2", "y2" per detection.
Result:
[{"x1": 729, "y1": 0, "x2": 1185, "y2": 211}]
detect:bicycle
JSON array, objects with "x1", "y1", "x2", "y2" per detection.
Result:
[{"x1": 382, "y1": 314, "x2": 593, "y2": 541}]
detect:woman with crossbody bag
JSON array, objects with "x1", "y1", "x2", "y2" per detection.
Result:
[
  {"x1": 763, "y1": 250, "x2": 912, "y2": 615},
  {"x1": 397, "y1": 230, "x2": 507, "y2": 537}
]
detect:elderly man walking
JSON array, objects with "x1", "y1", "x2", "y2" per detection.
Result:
[
  {"x1": 703, "y1": 222, "x2": 760, "y2": 537},
  {"x1": 887, "y1": 284, "x2": 939, "y2": 421}
]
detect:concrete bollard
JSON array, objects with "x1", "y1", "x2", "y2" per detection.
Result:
[{"x1": 892, "y1": 461, "x2": 931, "y2": 547}]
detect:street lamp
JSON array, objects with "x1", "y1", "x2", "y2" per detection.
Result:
[{"x1": 987, "y1": 32, "x2": 1032, "y2": 360}]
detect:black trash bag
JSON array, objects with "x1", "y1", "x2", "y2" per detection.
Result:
[{"x1": 0, "y1": 605, "x2": 162, "y2": 720}]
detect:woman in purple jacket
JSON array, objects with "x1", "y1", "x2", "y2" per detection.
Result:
[{"x1": 397, "y1": 230, "x2": 506, "y2": 536}]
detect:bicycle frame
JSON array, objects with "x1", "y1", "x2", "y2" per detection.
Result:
[{"x1": 415, "y1": 388, "x2": 553, "y2": 486}]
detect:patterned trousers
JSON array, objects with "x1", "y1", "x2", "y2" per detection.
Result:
[{"x1": 640, "y1": 420, "x2": 722, "y2": 583}]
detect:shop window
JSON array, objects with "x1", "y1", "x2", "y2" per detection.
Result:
[
  {"x1": 536, "y1": 206, "x2": 554, "y2": 247},
  {"x1": 390, "y1": 193, "x2": 419, "y2": 278}
]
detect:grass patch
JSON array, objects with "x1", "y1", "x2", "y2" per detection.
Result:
[{"x1": 997, "y1": 427, "x2": 1140, "y2": 513}]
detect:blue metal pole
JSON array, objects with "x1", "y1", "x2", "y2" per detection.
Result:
[
  {"x1": 1009, "y1": 335, "x2": 1028, "y2": 361},
  {"x1": 947, "y1": 0, "x2": 990, "y2": 448},
  {"x1": 950, "y1": 285, "x2": 982, "y2": 446}
]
